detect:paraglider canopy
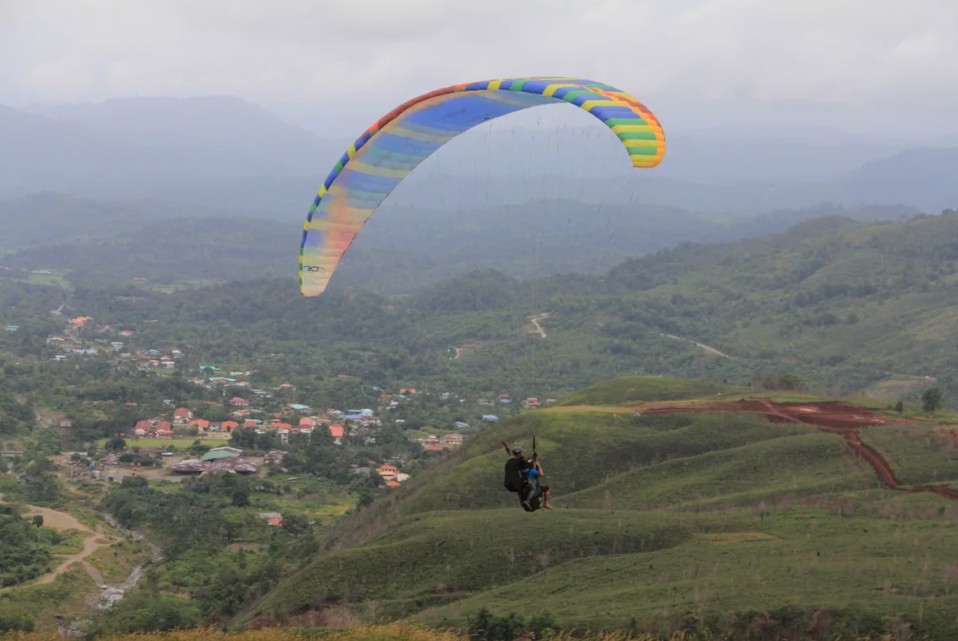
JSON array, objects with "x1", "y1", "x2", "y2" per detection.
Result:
[{"x1": 299, "y1": 77, "x2": 666, "y2": 297}]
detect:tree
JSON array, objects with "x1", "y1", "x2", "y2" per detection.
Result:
[
  {"x1": 31, "y1": 515, "x2": 43, "y2": 529},
  {"x1": 230, "y1": 488, "x2": 250, "y2": 507},
  {"x1": 922, "y1": 387, "x2": 943, "y2": 414}
]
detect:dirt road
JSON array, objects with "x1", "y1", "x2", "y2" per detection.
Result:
[
  {"x1": 661, "y1": 333, "x2": 730, "y2": 358},
  {"x1": 0, "y1": 494, "x2": 118, "y2": 586},
  {"x1": 529, "y1": 313, "x2": 550, "y2": 338}
]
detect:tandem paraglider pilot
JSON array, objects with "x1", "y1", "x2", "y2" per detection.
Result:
[{"x1": 503, "y1": 443, "x2": 552, "y2": 511}]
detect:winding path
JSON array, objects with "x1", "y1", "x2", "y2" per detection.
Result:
[
  {"x1": 750, "y1": 399, "x2": 958, "y2": 501},
  {"x1": 529, "y1": 313, "x2": 550, "y2": 338},
  {"x1": 0, "y1": 494, "x2": 118, "y2": 586}
]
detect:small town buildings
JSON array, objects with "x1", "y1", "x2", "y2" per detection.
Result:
[
  {"x1": 259, "y1": 512, "x2": 283, "y2": 527},
  {"x1": 376, "y1": 464, "x2": 399, "y2": 480},
  {"x1": 201, "y1": 446, "x2": 242, "y2": 462},
  {"x1": 439, "y1": 433, "x2": 463, "y2": 447},
  {"x1": 172, "y1": 457, "x2": 257, "y2": 474}
]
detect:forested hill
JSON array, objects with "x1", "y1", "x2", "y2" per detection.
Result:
[
  {"x1": 7, "y1": 208, "x2": 955, "y2": 406},
  {"x1": 0, "y1": 192, "x2": 920, "y2": 293}
]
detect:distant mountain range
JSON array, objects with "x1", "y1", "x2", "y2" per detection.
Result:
[
  {"x1": 2, "y1": 96, "x2": 957, "y2": 217},
  {"x1": 0, "y1": 192, "x2": 922, "y2": 294}
]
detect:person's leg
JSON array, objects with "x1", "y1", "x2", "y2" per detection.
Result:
[{"x1": 522, "y1": 479, "x2": 537, "y2": 507}]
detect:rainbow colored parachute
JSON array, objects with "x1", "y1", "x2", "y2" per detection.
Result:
[{"x1": 299, "y1": 77, "x2": 666, "y2": 297}]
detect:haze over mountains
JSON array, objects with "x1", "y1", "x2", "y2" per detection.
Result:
[{"x1": 3, "y1": 96, "x2": 958, "y2": 219}]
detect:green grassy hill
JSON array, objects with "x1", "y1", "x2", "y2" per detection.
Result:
[{"x1": 244, "y1": 376, "x2": 958, "y2": 639}]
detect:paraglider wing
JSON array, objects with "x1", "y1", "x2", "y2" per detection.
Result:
[{"x1": 299, "y1": 77, "x2": 666, "y2": 297}]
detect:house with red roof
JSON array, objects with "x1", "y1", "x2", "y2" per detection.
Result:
[
  {"x1": 328, "y1": 424, "x2": 346, "y2": 441},
  {"x1": 188, "y1": 418, "x2": 211, "y2": 430},
  {"x1": 172, "y1": 407, "x2": 193, "y2": 425},
  {"x1": 376, "y1": 464, "x2": 399, "y2": 480},
  {"x1": 220, "y1": 420, "x2": 239, "y2": 432},
  {"x1": 229, "y1": 397, "x2": 249, "y2": 407}
]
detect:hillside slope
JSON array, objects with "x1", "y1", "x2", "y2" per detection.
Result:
[{"x1": 245, "y1": 376, "x2": 958, "y2": 638}]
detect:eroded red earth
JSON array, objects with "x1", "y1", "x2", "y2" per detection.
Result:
[{"x1": 635, "y1": 399, "x2": 958, "y2": 501}]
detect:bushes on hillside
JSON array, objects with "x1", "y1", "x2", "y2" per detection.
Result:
[{"x1": 467, "y1": 609, "x2": 556, "y2": 641}]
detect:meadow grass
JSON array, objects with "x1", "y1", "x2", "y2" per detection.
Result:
[
  {"x1": 46, "y1": 530, "x2": 85, "y2": 555},
  {"x1": 415, "y1": 505, "x2": 958, "y2": 633},
  {"x1": 557, "y1": 376, "x2": 739, "y2": 406},
  {"x1": 861, "y1": 424, "x2": 958, "y2": 488}
]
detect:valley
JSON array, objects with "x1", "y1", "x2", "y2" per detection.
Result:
[{"x1": 2, "y1": 44, "x2": 958, "y2": 639}]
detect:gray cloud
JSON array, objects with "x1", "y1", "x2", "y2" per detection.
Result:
[{"x1": 2, "y1": 0, "x2": 956, "y2": 136}]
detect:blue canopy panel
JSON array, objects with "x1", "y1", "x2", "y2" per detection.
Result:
[{"x1": 300, "y1": 90, "x2": 555, "y2": 291}]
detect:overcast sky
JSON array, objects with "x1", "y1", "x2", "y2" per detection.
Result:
[{"x1": 2, "y1": 0, "x2": 956, "y2": 138}]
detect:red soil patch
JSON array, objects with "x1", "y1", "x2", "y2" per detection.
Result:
[{"x1": 634, "y1": 399, "x2": 958, "y2": 501}]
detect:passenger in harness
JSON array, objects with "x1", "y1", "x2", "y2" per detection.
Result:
[{"x1": 502, "y1": 443, "x2": 553, "y2": 511}]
